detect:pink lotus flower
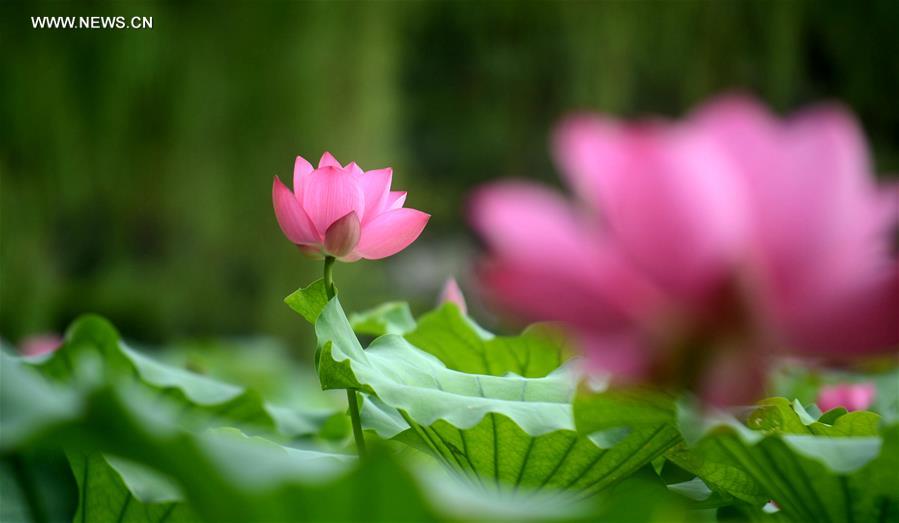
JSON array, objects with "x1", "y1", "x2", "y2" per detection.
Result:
[
  {"x1": 273, "y1": 153, "x2": 430, "y2": 261},
  {"x1": 470, "y1": 95, "x2": 898, "y2": 405},
  {"x1": 20, "y1": 334, "x2": 63, "y2": 357},
  {"x1": 817, "y1": 383, "x2": 876, "y2": 412}
]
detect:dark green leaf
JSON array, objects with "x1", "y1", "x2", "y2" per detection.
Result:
[{"x1": 69, "y1": 452, "x2": 199, "y2": 523}]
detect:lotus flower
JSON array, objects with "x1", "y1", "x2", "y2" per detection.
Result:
[
  {"x1": 817, "y1": 383, "x2": 876, "y2": 412},
  {"x1": 273, "y1": 153, "x2": 430, "y2": 261},
  {"x1": 470, "y1": 95, "x2": 898, "y2": 405}
]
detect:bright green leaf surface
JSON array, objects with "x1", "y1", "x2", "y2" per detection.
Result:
[
  {"x1": 313, "y1": 297, "x2": 680, "y2": 494},
  {"x1": 347, "y1": 300, "x2": 571, "y2": 377},
  {"x1": 670, "y1": 398, "x2": 898, "y2": 522},
  {"x1": 284, "y1": 278, "x2": 330, "y2": 325},
  {"x1": 405, "y1": 303, "x2": 571, "y2": 378},
  {"x1": 349, "y1": 301, "x2": 416, "y2": 337},
  {"x1": 746, "y1": 397, "x2": 880, "y2": 437}
]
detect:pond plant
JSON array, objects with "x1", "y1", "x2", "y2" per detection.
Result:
[{"x1": 2, "y1": 96, "x2": 897, "y2": 523}]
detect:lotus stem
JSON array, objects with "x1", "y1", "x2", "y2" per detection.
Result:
[{"x1": 323, "y1": 256, "x2": 367, "y2": 457}]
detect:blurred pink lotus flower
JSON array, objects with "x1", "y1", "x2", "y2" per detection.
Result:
[
  {"x1": 439, "y1": 277, "x2": 468, "y2": 315},
  {"x1": 470, "y1": 95, "x2": 898, "y2": 405},
  {"x1": 20, "y1": 334, "x2": 63, "y2": 357},
  {"x1": 817, "y1": 383, "x2": 876, "y2": 412},
  {"x1": 273, "y1": 152, "x2": 430, "y2": 261}
]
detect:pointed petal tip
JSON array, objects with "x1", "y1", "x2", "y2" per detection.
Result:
[
  {"x1": 346, "y1": 161, "x2": 364, "y2": 176},
  {"x1": 319, "y1": 151, "x2": 342, "y2": 169},
  {"x1": 439, "y1": 277, "x2": 467, "y2": 315},
  {"x1": 294, "y1": 156, "x2": 314, "y2": 187},
  {"x1": 358, "y1": 168, "x2": 394, "y2": 221},
  {"x1": 386, "y1": 191, "x2": 407, "y2": 210},
  {"x1": 272, "y1": 174, "x2": 289, "y2": 194}
]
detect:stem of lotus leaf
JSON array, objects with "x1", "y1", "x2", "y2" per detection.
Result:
[{"x1": 322, "y1": 256, "x2": 367, "y2": 458}]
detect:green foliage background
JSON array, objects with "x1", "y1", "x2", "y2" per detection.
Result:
[{"x1": 2, "y1": 1, "x2": 898, "y2": 348}]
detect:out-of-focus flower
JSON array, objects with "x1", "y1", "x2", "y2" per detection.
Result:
[
  {"x1": 20, "y1": 334, "x2": 63, "y2": 357},
  {"x1": 817, "y1": 383, "x2": 876, "y2": 412},
  {"x1": 273, "y1": 153, "x2": 430, "y2": 261},
  {"x1": 470, "y1": 95, "x2": 898, "y2": 405},
  {"x1": 439, "y1": 277, "x2": 467, "y2": 315}
]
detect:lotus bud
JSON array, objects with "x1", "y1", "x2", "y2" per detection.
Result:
[{"x1": 439, "y1": 277, "x2": 467, "y2": 315}]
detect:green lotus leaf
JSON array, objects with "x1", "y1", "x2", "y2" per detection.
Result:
[
  {"x1": 404, "y1": 303, "x2": 571, "y2": 378},
  {"x1": 2, "y1": 345, "x2": 596, "y2": 523},
  {"x1": 29, "y1": 314, "x2": 328, "y2": 440},
  {"x1": 69, "y1": 452, "x2": 199, "y2": 523},
  {"x1": 573, "y1": 386, "x2": 678, "y2": 434},
  {"x1": 284, "y1": 278, "x2": 330, "y2": 325},
  {"x1": 668, "y1": 397, "x2": 897, "y2": 522},
  {"x1": 348, "y1": 300, "x2": 572, "y2": 378},
  {"x1": 350, "y1": 301, "x2": 416, "y2": 337},
  {"x1": 312, "y1": 296, "x2": 680, "y2": 494}
]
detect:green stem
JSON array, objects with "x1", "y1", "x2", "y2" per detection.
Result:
[
  {"x1": 346, "y1": 389, "x2": 367, "y2": 456},
  {"x1": 323, "y1": 256, "x2": 336, "y2": 298},
  {"x1": 322, "y1": 256, "x2": 367, "y2": 457}
]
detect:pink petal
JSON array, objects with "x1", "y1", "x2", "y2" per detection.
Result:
[
  {"x1": 20, "y1": 334, "x2": 63, "y2": 357},
  {"x1": 339, "y1": 252, "x2": 363, "y2": 262},
  {"x1": 817, "y1": 383, "x2": 876, "y2": 412},
  {"x1": 697, "y1": 97, "x2": 889, "y2": 307},
  {"x1": 690, "y1": 95, "x2": 780, "y2": 164},
  {"x1": 272, "y1": 176, "x2": 319, "y2": 244},
  {"x1": 318, "y1": 152, "x2": 342, "y2": 169},
  {"x1": 358, "y1": 168, "x2": 393, "y2": 223},
  {"x1": 784, "y1": 264, "x2": 899, "y2": 358},
  {"x1": 469, "y1": 181, "x2": 663, "y2": 322},
  {"x1": 324, "y1": 211, "x2": 361, "y2": 258},
  {"x1": 578, "y1": 331, "x2": 650, "y2": 379},
  {"x1": 355, "y1": 208, "x2": 429, "y2": 259},
  {"x1": 302, "y1": 167, "x2": 366, "y2": 236},
  {"x1": 469, "y1": 181, "x2": 593, "y2": 269},
  {"x1": 555, "y1": 118, "x2": 750, "y2": 300},
  {"x1": 478, "y1": 260, "x2": 636, "y2": 332},
  {"x1": 553, "y1": 115, "x2": 630, "y2": 212},
  {"x1": 294, "y1": 156, "x2": 314, "y2": 193},
  {"x1": 698, "y1": 343, "x2": 768, "y2": 408},
  {"x1": 438, "y1": 277, "x2": 467, "y2": 314},
  {"x1": 779, "y1": 106, "x2": 884, "y2": 290},
  {"x1": 346, "y1": 162, "x2": 364, "y2": 176},
  {"x1": 386, "y1": 191, "x2": 407, "y2": 210}
]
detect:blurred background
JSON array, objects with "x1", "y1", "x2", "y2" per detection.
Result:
[{"x1": 2, "y1": 1, "x2": 898, "y2": 354}]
